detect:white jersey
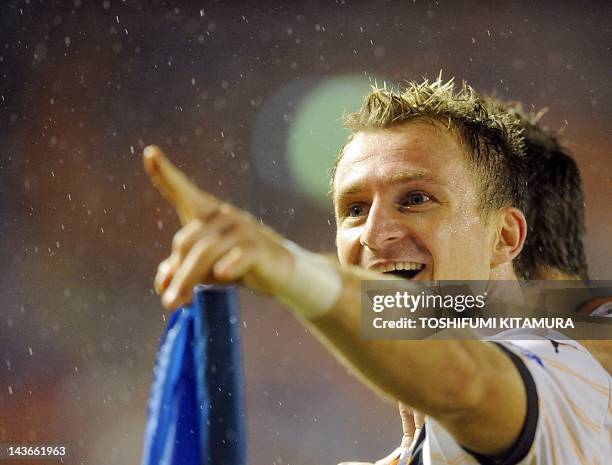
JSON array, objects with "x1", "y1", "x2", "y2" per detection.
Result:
[{"x1": 401, "y1": 330, "x2": 611, "y2": 465}]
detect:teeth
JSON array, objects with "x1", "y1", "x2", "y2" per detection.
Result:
[{"x1": 376, "y1": 262, "x2": 424, "y2": 273}]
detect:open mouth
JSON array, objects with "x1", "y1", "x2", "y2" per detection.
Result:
[
  {"x1": 385, "y1": 268, "x2": 423, "y2": 279},
  {"x1": 376, "y1": 262, "x2": 425, "y2": 280}
]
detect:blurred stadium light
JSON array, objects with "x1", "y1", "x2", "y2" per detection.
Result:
[{"x1": 252, "y1": 75, "x2": 382, "y2": 203}]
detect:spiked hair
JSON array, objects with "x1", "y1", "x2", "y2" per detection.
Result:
[{"x1": 331, "y1": 76, "x2": 527, "y2": 216}]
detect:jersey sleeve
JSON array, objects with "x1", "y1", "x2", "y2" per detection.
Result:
[
  {"x1": 491, "y1": 338, "x2": 611, "y2": 465},
  {"x1": 423, "y1": 337, "x2": 610, "y2": 465}
]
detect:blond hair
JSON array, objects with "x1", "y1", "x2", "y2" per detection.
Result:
[{"x1": 332, "y1": 76, "x2": 527, "y2": 216}]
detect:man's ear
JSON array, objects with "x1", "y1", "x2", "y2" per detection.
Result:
[{"x1": 491, "y1": 207, "x2": 527, "y2": 268}]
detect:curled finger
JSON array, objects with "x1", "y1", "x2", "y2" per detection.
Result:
[
  {"x1": 162, "y1": 230, "x2": 242, "y2": 310},
  {"x1": 212, "y1": 244, "x2": 256, "y2": 282},
  {"x1": 172, "y1": 213, "x2": 237, "y2": 260},
  {"x1": 154, "y1": 255, "x2": 180, "y2": 295}
]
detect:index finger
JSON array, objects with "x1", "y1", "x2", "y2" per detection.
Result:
[{"x1": 143, "y1": 145, "x2": 220, "y2": 225}]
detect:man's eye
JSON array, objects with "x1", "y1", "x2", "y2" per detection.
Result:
[
  {"x1": 347, "y1": 204, "x2": 366, "y2": 218},
  {"x1": 402, "y1": 192, "x2": 431, "y2": 207}
]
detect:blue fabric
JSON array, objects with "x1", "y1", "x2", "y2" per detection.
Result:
[{"x1": 141, "y1": 285, "x2": 247, "y2": 465}]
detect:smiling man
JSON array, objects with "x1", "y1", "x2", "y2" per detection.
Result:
[
  {"x1": 144, "y1": 77, "x2": 610, "y2": 465},
  {"x1": 333, "y1": 114, "x2": 525, "y2": 282},
  {"x1": 345, "y1": 96, "x2": 610, "y2": 465}
]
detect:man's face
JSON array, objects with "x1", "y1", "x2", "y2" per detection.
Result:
[{"x1": 334, "y1": 120, "x2": 496, "y2": 281}]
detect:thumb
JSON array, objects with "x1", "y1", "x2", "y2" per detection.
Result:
[
  {"x1": 398, "y1": 402, "x2": 416, "y2": 438},
  {"x1": 413, "y1": 409, "x2": 425, "y2": 430},
  {"x1": 143, "y1": 145, "x2": 219, "y2": 225}
]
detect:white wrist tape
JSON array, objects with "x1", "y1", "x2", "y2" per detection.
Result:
[{"x1": 278, "y1": 240, "x2": 342, "y2": 319}]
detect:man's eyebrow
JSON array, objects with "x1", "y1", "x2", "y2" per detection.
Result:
[
  {"x1": 389, "y1": 170, "x2": 434, "y2": 184},
  {"x1": 336, "y1": 170, "x2": 437, "y2": 198}
]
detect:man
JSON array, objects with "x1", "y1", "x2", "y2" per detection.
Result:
[
  {"x1": 496, "y1": 102, "x2": 589, "y2": 282},
  {"x1": 144, "y1": 77, "x2": 610, "y2": 464},
  {"x1": 347, "y1": 100, "x2": 602, "y2": 465}
]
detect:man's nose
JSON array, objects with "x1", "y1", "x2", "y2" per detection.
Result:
[{"x1": 360, "y1": 202, "x2": 406, "y2": 251}]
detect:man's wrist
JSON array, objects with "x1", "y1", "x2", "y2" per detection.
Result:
[{"x1": 277, "y1": 241, "x2": 342, "y2": 319}]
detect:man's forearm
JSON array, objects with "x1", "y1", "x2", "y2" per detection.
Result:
[
  {"x1": 283, "y1": 260, "x2": 527, "y2": 457},
  {"x1": 290, "y1": 262, "x2": 482, "y2": 416}
]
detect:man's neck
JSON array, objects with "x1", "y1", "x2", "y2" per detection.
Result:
[{"x1": 490, "y1": 262, "x2": 518, "y2": 281}]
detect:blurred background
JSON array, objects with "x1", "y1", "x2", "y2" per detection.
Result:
[{"x1": 1, "y1": 1, "x2": 610, "y2": 464}]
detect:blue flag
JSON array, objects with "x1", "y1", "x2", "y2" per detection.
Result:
[{"x1": 141, "y1": 285, "x2": 247, "y2": 465}]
